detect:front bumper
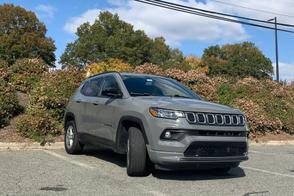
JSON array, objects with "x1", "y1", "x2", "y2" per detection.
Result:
[{"x1": 147, "y1": 147, "x2": 248, "y2": 170}]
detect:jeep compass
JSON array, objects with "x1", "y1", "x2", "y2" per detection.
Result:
[{"x1": 64, "y1": 72, "x2": 248, "y2": 176}]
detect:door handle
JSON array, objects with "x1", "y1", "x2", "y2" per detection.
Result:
[
  {"x1": 76, "y1": 100, "x2": 82, "y2": 103},
  {"x1": 93, "y1": 103, "x2": 99, "y2": 106}
]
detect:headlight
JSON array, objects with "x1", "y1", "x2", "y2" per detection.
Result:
[{"x1": 149, "y1": 107, "x2": 185, "y2": 119}]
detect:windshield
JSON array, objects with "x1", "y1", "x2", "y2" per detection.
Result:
[{"x1": 121, "y1": 74, "x2": 201, "y2": 100}]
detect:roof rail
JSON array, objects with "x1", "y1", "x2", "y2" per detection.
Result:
[{"x1": 88, "y1": 71, "x2": 119, "y2": 79}]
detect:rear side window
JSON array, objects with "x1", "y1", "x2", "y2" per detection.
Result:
[{"x1": 81, "y1": 77, "x2": 103, "y2": 97}]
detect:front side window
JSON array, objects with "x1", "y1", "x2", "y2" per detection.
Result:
[
  {"x1": 122, "y1": 74, "x2": 200, "y2": 100},
  {"x1": 81, "y1": 77, "x2": 103, "y2": 97},
  {"x1": 101, "y1": 76, "x2": 121, "y2": 97}
]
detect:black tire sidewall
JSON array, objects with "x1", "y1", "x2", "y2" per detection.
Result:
[
  {"x1": 127, "y1": 127, "x2": 149, "y2": 176},
  {"x1": 64, "y1": 120, "x2": 82, "y2": 154}
]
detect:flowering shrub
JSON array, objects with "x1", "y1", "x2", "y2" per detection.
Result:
[
  {"x1": 9, "y1": 58, "x2": 49, "y2": 92},
  {"x1": 85, "y1": 59, "x2": 133, "y2": 77},
  {"x1": 184, "y1": 55, "x2": 209, "y2": 74},
  {"x1": 29, "y1": 68, "x2": 84, "y2": 121},
  {"x1": 0, "y1": 80, "x2": 21, "y2": 127},
  {"x1": 0, "y1": 59, "x2": 9, "y2": 81},
  {"x1": 134, "y1": 63, "x2": 164, "y2": 75},
  {"x1": 218, "y1": 77, "x2": 294, "y2": 134},
  {"x1": 16, "y1": 68, "x2": 84, "y2": 142},
  {"x1": 234, "y1": 99, "x2": 283, "y2": 134},
  {"x1": 14, "y1": 60, "x2": 294, "y2": 141}
]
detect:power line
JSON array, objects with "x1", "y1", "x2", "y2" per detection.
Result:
[
  {"x1": 210, "y1": 0, "x2": 294, "y2": 19},
  {"x1": 140, "y1": 0, "x2": 294, "y2": 28},
  {"x1": 134, "y1": 0, "x2": 294, "y2": 34}
]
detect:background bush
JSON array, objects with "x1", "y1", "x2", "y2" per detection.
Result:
[
  {"x1": 16, "y1": 68, "x2": 84, "y2": 141},
  {"x1": 0, "y1": 79, "x2": 21, "y2": 127},
  {"x1": 9, "y1": 58, "x2": 49, "y2": 93},
  {"x1": 85, "y1": 59, "x2": 133, "y2": 77},
  {"x1": 14, "y1": 61, "x2": 294, "y2": 142}
]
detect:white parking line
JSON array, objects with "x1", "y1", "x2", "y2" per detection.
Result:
[
  {"x1": 242, "y1": 166, "x2": 294, "y2": 179},
  {"x1": 249, "y1": 150, "x2": 279, "y2": 155},
  {"x1": 43, "y1": 150, "x2": 95, "y2": 170}
]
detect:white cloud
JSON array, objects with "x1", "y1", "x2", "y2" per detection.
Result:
[
  {"x1": 211, "y1": 0, "x2": 294, "y2": 24},
  {"x1": 35, "y1": 4, "x2": 56, "y2": 19},
  {"x1": 273, "y1": 62, "x2": 294, "y2": 83},
  {"x1": 63, "y1": 0, "x2": 294, "y2": 45},
  {"x1": 64, "y1": 9, "x2": 101, "y2": 34},
  {"x1": 62, "y1": 9, "x2": 98, "y2": 34},
  {"x1": 63, "y1": 0, "x2": 248, "y2": 45}
]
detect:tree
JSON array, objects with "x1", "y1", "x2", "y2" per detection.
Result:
[
  {"x1": 60, "y1": 11, "x2": 184, "y2": 69},
  {"x1": 0, "y1": 4, "x2": 56, "y2": 66},
  {"x1": 202, "y1": 42, "x2": 273, "y2": 78},
  {"x1": 184, "y1": 55, "x2": 208, "y2": 74}
]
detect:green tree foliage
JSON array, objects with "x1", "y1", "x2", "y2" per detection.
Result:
[
  {"x1": 60, "y1": 11, "x2": 185, "y2": 69},
  {"x1": 0, "y1": 4, "x2": 56, "y2": 66},
  {"x1": 202, "y1": 42, "x2": 273, "y2": 78}
]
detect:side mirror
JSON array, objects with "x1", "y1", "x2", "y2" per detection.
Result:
[{"x1": 101, "y1": 88, "x2": 123, "y2": 98}]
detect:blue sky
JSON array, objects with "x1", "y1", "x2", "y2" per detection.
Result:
[{"x1": 1, "y1": 0, "x2": 294, "y2": 82}]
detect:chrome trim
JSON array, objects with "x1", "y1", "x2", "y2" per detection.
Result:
[
  {"x1": 196, "y1": 113, "x2": 206, "y2": 124},
  {"x1": 224, "y1": 115, "x2": 232, "y2": 125},
  {"x1": 185, "y1": 112, "x2": 196, "y2": 123},
  {"x1": 215, "y1": 114, "x2": 224, "y2": 125},
  {"x1": 206, "y1": 114, "x2": 215, "y2": 124},
  {"x1": 185, "y1": 112, "x2": 245, "y2": 126}
]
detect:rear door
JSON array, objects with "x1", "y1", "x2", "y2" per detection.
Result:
[{"x1": 79, "y1": 77, "x2": 104, "y2": 138}]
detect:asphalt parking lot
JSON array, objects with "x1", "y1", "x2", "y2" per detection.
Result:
[{"x1": 0, "y1": 144, "x2": 294, "y2": 196}]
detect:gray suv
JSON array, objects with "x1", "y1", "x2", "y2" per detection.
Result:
[{"x1": 64, "y1": 72, "x2": 248, "y2": 176}]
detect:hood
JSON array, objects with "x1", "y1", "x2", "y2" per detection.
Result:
[{"x1": 132, "y1": 96, "x2": 241, "y2": 114}]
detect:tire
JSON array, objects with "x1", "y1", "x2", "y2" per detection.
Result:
[
  {"x1": 127, "y1": 127, "x2": 150, "y2": 176},
  {"x1": 64, "y1": 120, "x2": 83, "y2": 154}
]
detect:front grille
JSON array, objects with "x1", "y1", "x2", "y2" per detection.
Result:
[
  {"x1": 191, "y1": 130, "x2": 246, "y2": 137},
  {"x1": 185, "y1": 112, "x2": 245, "y2": 126},
  {"x1": 184, "y1": 142, "x2": 247, "y2": 157}
]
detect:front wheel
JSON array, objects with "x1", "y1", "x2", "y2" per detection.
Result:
[
  {"x1": 127, "y1": 127, "x2": 150, "y2": 176},
  {"x1": 64, "y1": 120, "x2": 83, "y2": 154}
]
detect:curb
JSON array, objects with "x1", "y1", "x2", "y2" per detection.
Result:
[
  {"x1": 0, "y1": 142, "x2": 64, "y2": 151},
  {"x1": 249, "y1": 140, "x2": 294, "y2": 146},
  {"x1": 0, "y1": 140, "x2": 294, "y2": 151}
]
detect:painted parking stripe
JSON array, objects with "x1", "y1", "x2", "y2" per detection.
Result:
[
  {"x1": 242, "y1": 166, "x2": 294, "y2": 179},
  {"x1": 43, "y1": 150, "x2": 95, "y2": 170}
]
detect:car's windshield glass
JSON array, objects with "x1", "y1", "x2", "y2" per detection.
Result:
[{"x1": 122, "y1": 74, "x2": 201, "y2": 100}]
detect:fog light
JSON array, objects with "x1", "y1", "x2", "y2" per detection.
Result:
[{"x1": 164, "y1": 131, "x2": 172, "y2": 139}]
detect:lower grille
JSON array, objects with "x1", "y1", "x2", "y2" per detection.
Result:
[{"x1": 184, "y1": 142, "x2": 247, "y2": 157}]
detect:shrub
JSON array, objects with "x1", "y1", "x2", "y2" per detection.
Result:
[
  {"x1": 184, "y1": 55, "x2": 208, "y2": 74},
  {"x1": 218, "y1": 77, "x2": 294, "y2": 134},
  {"x1": 0, "y1": 59, "x2": 9, "y2": 81},
  {"x1": 85, "y1": 59, "x2": 133, "y2": 77},
  {"x1": 134, "y1": 63, "x2": 164, "y2": 75},
  {"x1": 16, "y1": 68, "x2": 84, "y2": 142},
  {"x1": 29, "y1": 68, "x2": 84, "y2": 121},
  {"x1": 0, "y1": 80, "x2": 21, "y2": 127},
  {"x1": 16, "y1": 107, "x2": 62, "y2": 143},
  {"x1": 9, "y1": 58, "x2": 49, "y2": 92},
  {"x1": 234, "y1": 99, "x2": 283, "y2": 135}
]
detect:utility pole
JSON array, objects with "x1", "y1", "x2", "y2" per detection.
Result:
[{"x1": 268, "y1": 17, "x2": 279, "y2": 81}]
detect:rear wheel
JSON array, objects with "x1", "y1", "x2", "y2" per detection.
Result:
[
  {"x1": 64, "y1": 120, "x2": 83, "y2": 154},
  {"x1": 127, "y1": 127, "x2": 150, "y2": 176}
]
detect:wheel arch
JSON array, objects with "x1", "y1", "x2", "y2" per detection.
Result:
[
  {"x1": 64, "y1": 112, "x2": 76, "y2": 128},
  {"x1": 115, "y1": 116, "x2": 149, "y2": 154}
]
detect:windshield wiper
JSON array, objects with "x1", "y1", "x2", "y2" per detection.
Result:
[{"x1": 129, "y1": 92, "x2": 151, "y2": 96}]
